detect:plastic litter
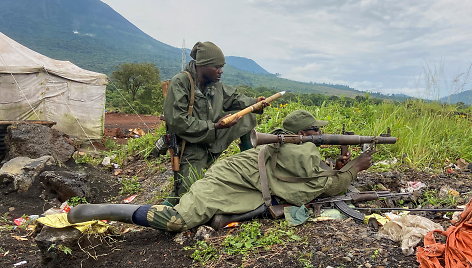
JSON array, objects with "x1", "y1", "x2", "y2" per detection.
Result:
[
  {"x1": 37, "y1": 213, "x2": 110, "y2": 234},
  {"x1": 123, "y1": 194, "x2": 137, "y2": 203},
  {"x1": 402, "y1": 181, "x2": 427, "y2": 193},
  {"x1": 379, "y1": 214, "x2": 443, "y2": 256},
  {"x1": 13, "y1": 261, "x2": 27, "y2": 266}
]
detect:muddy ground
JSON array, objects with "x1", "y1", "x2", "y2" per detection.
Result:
[{"x1": 0, "y1": 113, "x2": 471, "y2": 268}]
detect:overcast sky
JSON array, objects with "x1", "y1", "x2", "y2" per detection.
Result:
[{"x1": 101, "y1": 0, "x2": 472, "y2": 99}]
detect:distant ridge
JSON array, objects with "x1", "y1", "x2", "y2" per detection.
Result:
[
  {"x1": 440, "y1": 90, "x2": 472, "y2": 105},
  {"x1": 0, "y1": 0, "x2": 367, "y2": 97}
]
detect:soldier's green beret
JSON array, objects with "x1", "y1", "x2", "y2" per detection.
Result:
[
  {"x1": 282, "y1": 110, "x2": 328, "y2": 133},
  {"x1": 190, "y1": 41, "x2": 226, "y2": 66}
]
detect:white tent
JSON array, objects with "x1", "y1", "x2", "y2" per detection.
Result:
[{"x1": 0, "y1": 32, "x2": 107, "y2": 139}]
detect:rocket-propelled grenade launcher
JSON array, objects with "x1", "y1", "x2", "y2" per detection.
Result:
[
  {"x1": 250, "y1": 130, "x2": 397, "y2": 147},
  {"x1": 220, "y1": 91, "x2": 286, "y2": 126}
]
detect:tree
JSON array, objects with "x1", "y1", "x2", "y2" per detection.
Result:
[{"x1": 111, "y1": 63, "x2": 160, "y2": 102}]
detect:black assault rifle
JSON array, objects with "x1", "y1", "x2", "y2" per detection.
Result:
[{"x1": 269, "y1": 191, "x2": 463, "y2": 221}]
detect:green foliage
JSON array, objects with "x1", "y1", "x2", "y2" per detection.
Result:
[
  {"x1": 73, "y1": 152, "x2": 102, "y2": 166},
  {"x1": 420, "y1": 190, "x2": 458, "y2": 207},
  {"x1": 298, "y1": 252, "x2": 314, "y2": 268},
  {"x1": 67, "y1": 196, "x2": 88, "y2": 207},
  {"x1": 185, "y1": 220, "x2": 303, "y2": 266},
  {"x1": 119, "y1": 176, "x2": 142, "y2": 195},
  {"x1": 107, "y1": 62, "x2": 163, "y2": 115},
  {"x1": 48, "y1": 244, "x2": 73, "y2": 255},
  {"x1": 184, "y1": 241, "x2": 218, "y2": 265},
  {"x1": 371, "y1": 249, "x2": 381, "y2": 260},
  {"x1": 223, "y1": 220, "x2": 301, "y2": 255},
  {"x1": 0, "y1": 212, "x2": 14, "y2": 232}
]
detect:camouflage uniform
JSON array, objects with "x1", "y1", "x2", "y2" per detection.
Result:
[
  {"x1": 146, "y1": 141, "x2": 359, "y2": 231},
  {"x1": 163, "y1": 60, "x2": 257, "y2": 201}
]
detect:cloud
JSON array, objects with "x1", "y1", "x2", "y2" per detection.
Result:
[{"x1": 101, "y1": 0, "x2": 472, "y2": 98}]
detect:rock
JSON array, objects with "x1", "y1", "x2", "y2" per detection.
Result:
[
  {"x1": 194, "y1": 225, "x2": 215, "y2": 241},
  {"x1": 5, "y1": 123, "x2": 76, "y2": 163},
  {"x1": 0, "y1": 156, "x2": 54, "y2": 192},
  {"x1": 342, "y1": 256, "x2": 352, "y2": 262},
  {"x1": 39, "y1": 170, "x2": 90, "y2": 202},
  {"x1": 173, "y1": 231, "x2": 192, "y2": 245},
  {"x1": 35, "y1": 225, "x2": 82, "y2": 266}
]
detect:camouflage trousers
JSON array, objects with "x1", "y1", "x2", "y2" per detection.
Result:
[{"x1": 146, "y1": 205, "x2": 188, "y2": 232}]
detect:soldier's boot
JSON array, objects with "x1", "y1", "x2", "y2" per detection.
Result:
[
  {"x1": 67, "y1": 204, "x2": 142, "y2": 224},
  {"x1": 238, "y1": 132, "x2": 253, "y2": 152},
  {"x1": 209, "y1": 204, "x2": 267, "y2": 230}
]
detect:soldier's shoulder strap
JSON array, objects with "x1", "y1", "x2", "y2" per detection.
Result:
[{"x1": 179, "y1": 71, "x2": 196, "y2": 159}]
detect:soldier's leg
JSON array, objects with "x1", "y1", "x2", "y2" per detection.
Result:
[
  {"x1": 238, "y1": 131, "x2": 253, "y2": 152},
  {"x1": 164, "y1": 144, "x2": 208, "y2": 206},
  {"x1": 68, "y1": 204, "x2": 188, "y2": 232}
]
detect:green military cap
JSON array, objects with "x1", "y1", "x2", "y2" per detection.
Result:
[
  {"x1": 190, "y1": 41, "x2": 226, "y2": 66},
  {"x1": 282, "y1": 110, "x2": 328, "y2": 133}
]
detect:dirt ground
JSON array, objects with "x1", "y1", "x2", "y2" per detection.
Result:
[{"x1": 0, "y1": 113, "x2": 471, "y2": 268}]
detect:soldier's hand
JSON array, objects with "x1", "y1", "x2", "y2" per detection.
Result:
[
  {"x1": 214, "y1": 114, "x2": 240, "y2": 129},
  {"x1": 335, "y1": 151, "x2": 351, "y2": 170},
  {"x1": 353, "y1": 150, "x2": 376, "y2": 172},
  {"x1": 254, "y1": 96, "x2": 270, "y2": 111}
]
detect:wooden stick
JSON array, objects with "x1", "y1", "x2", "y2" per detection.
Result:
[{"x1": 221, "y1": 91, "x2": 286, "y2": 126}]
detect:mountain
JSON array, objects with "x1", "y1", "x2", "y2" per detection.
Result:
[
  {"x1": 439, "y1": 90, "x2": 472, "y2": 105},
  {"x1": 225, "y1": 56, "x2": 271, "y2": 75},
  {"x1": 0, "y1": 0, "x2": 362, "y2": 97}
]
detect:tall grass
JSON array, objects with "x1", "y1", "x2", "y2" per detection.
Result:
[
  {"x1": 94, "y1": 99, "x2": 470, "y2": 171},
  {"x1": 257, "y1": 99, "x2": 471, "y2": 170}
]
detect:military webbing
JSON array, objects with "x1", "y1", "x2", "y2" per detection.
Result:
[
  {"x1": 258, "y1": 145, "x2": 273, "y2": 207},
  {"x1": 179, "y1": 71, "x2": 196, "y2": 159}
]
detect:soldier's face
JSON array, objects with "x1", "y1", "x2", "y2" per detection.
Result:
[{"x1": 201, "y1": 65, "x2": 224, "y2": 83}]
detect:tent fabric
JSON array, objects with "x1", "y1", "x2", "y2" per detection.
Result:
[
  {"x1": 0, "y1": 32, "x2": 107, "y2": 85},
  {"x1": 0, "y1": 32, "x2": 106, "y2": 139}
]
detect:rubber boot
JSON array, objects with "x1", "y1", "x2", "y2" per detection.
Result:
[
  {"x1": 238, "y1": 132, "x2": 253, "y2": 152},
  {"x1": 67, "y1": 204, "x2": 141, "y2": 224},
  {"x1": 209, "y1": 204, "x2": 267, "y2": 230}
]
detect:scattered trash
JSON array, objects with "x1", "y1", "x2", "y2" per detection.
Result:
[
  {"x1": 438, "y1": 185, "x2": 460, "y2": 198},
  {"x1": 379, "y1": 214, "x2": 443, "y2": 256},
  {"x1": 402, "y1": 181, "x2": 427, "y2": 193},
  {"x1": 60, "y1": 202, "x2": 72, "y2": 213},
  {"x1": 101, "y1": 156, "x2": 111, "y2": 166},
  {"x1": 13, "y1": 215, "x2": 39, "y2": 226},
  {"x1": 37, "y1": 213, "x2": 110, "y2": 234},
  {"x1": 113, "y1": 168, "x2": 123, "y2": 176},
  {"x1": 224, "y1": 222, "x2": 240, "y2": 228},
  {"x1": 374, "y1": 157, "x2": 398, "y2": 166},
  {"x1": 129, "y1": 128, "x2": 145, "y2": 137},
  {"x1": 455, "y1": 158, "x2": 469, "y2": 170},
  {"x1": 12, "y1": 235, "x2": 28, "y2": 241},
  {"x1": 13, "y1": 217, "x2": 26, "y2": 226},
  {"x1": 13, "y1": 260, "x2": 27, "y2": 266},
  {"x1": 363, "y1": 213, "x2": 388, "y2": 226},
  {"x1": 122, "y1": 194, "x2": 137, "y2": 203}
]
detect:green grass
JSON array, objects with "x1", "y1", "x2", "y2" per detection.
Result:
[
  {"x1": 185, "y1": 220, "x2": 302, "y2": 266},
  {"x1": 77, "y1": 97, "x2": 471, "y2": 171},
  {"x1": 255, "y1": 99, "x2": 471, "y2": 169}
]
